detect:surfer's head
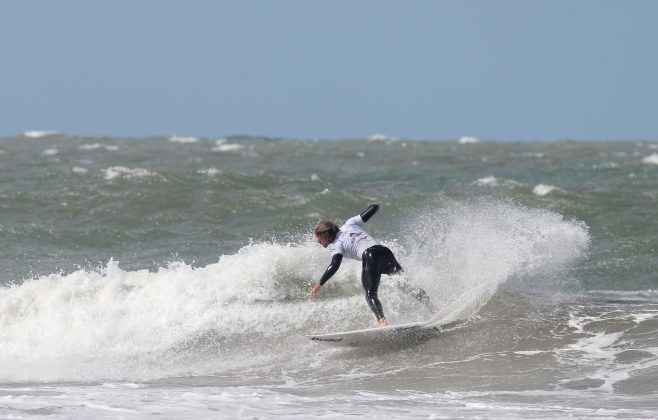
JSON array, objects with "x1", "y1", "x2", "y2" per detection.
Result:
[{"x1": 315, "y1": 221, "x2": 338, "y2": 247}]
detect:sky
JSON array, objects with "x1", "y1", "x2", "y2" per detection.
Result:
[{"x1": 1, "y1": 0, "x2": 657, "y2": 141}]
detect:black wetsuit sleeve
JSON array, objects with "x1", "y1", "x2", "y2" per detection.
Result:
[
  {"x1": 318, "y1": 254, "x2": 343, "y2": 285},
  {"x1": 360, "y1": 203, "x2": 380, "y2": 223}
]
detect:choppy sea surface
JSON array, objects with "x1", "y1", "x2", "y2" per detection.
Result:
[{"x1": 1, "y1": 133, "x2": 658, "y2": 419}]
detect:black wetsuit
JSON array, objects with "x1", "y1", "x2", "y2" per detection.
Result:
[{"x1": 361, "y1": 244, "x2": 402, "y2": 320}]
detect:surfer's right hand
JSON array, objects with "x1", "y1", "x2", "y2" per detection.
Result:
[{"x1": 309, "y1": 283, "x2": 322, "y2": 299}]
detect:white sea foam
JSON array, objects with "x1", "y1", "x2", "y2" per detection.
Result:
[
  {"x1": 458, "y1": 136, "x2": 480, "y2": 144},
  {"x1": 517, "y1": 152, "x2": 545, "y2": 158},
  {"x1": 514, "y1": 350, "x2": 546, "y2": 356},
  {"x1": 103, "y1": 166, "x2": 152, "y2": 180},
  {"x1": 212, "y1": 138, "x2": 243, "y2": 152},
  {"x1": 72, "y1": 167, "x2": 88, "y2": 174},
  {"x1": 585, "y1": 289, "x2": 658, "y2": 302},
  {"x1": 593, "y1": 162, "x2": 620, "y2": 169},
  {"x1": 79, "y1": 143, "x2": 119, "y2": 151},
  {"x1": 169, "y1": 135, "x2": 199, "y2": 144},
  {"x1": 42, "y1": 148, "x2": 59, "y2": 156},
  {"x1": 532, "y1": 184, "x2": 559, "y2": 196},
  {"x1": 0, "y1": 243, "x2": 358, "y2": 381},
  {"x1": 213, "y1": 144, "x2": 243, "y2": 152},
  {"x1": 23, "y1": 130, "x2": 60, "y2": 138},
  {"x1": 642, "y1": 153, "x2": 658, "y2": 165},
  {"x1": 473, "y1": 176, "x2": 524, "y2": 188},
  {"x1": 3, "y1": 384, "x2": 636, "y2": 420},
  {"x1": 197, "y1": 168, "x2": 222, "y2": 176},
  {"x1": 557, "y1": 310, "x2": 658, "y2": 392},
  {"x1": 474, "y1": 175, "x2": 497, "y2": 185},
  {"x1": 368, "y1": 134, "x2": 396, "y2": 142}
]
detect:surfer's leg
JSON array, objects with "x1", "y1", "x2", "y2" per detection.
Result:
[
  {"x1": 363, "y1": 270, "x2": 385, "y2": 321},
  {"x1": 362, "y1": 248, "x2": 386, "y2": 325}
]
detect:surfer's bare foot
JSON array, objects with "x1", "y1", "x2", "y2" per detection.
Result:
[{"x1": 377, "y1": 318, "x2": 387, "y2": 328}]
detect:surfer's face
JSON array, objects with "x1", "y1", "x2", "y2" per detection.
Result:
[{"x1": 315, "y1": 235, "x2": 332, "y2": 248}]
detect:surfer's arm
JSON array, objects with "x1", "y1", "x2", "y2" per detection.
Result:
[
  {"x1": 360, "y1": 204, "x2": 379, "y2": 223},
  {"x1": 310, "y1": 254, "x2": 343, "y2": 298},
  {"x1": 319, "y1": 254, "x2": 343, "y2": 285}
]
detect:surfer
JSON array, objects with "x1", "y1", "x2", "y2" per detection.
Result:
[{"x1": 309, "y1": 204, "x2": 431, "y2": 327}]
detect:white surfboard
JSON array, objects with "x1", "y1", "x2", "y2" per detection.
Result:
[{"x1": 307, "y1": 320, "x2": 442, "y2": 347}]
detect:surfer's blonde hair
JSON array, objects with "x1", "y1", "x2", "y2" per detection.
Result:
[{"x1": 315, "y1": 221, "x2": 339, "y2": 241}]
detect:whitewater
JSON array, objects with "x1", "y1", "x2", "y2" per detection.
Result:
[{"x1": 1, "y1": 134, "x2": 657, "y2": 418}]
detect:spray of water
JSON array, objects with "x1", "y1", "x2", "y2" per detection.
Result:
[{"x1": 395, "y1": 200, "x2": 590, "y2": 323}]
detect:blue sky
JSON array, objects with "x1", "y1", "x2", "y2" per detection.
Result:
[{"x1": 1, "y1": 0, "x2": 657, "y2": 140}]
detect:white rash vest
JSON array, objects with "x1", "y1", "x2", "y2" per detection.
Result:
[{"x1": 330, "y1": 215, "x2": 379, "y2": 261}]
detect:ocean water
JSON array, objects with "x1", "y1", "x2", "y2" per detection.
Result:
[{"x1": 1, "y1": 133, "x2": 657, "y2": 419}]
